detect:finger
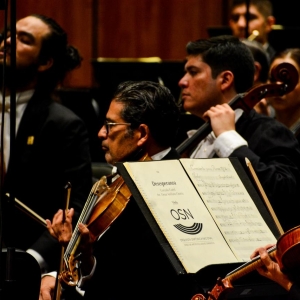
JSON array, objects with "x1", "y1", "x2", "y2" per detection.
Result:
[
  {"x1": 65, "y1": 208, "x2": 75, "y2": 221},
  {"x1": 78, "y1": 223, "x2": 89, "y2": 234},
  {"x1": 52, "y1": 209, "x2": 63, "y2": 223}
]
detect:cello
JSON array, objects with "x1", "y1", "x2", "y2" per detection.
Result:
[
  {"x1": 191, "y1": 225, "x2": 300, "y2": 300},
  {"x1": 176, "y1": 62, "x2": 299, "y2": 157}
]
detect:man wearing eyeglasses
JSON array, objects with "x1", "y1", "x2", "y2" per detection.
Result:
[
  {"x1": 98, "y1": 81, "x2": 181, "y2": 165},
  {"x1": 39, "y1": 81, "x2": 197, "y2": 300}
]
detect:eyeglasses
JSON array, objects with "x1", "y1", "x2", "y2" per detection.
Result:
[{"x1": 104, "y1": 121, "x2": 131, "y2": 134}]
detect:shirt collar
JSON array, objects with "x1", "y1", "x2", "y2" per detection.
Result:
[
  {"x1": 1, "y1": 89, "x2": 34, "y2": 105},
  {"x1": 151, "y1": 147, "x2": 171, "y2": 160}
]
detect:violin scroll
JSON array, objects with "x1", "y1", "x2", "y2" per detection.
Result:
[
  {"x1": 58, "y1": 253, "x2": 79, "y2": 287},
  {"x1": 191, "y1": 277, "x2": 233, "y2": 300}
]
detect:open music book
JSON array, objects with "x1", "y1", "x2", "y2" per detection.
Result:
[{"x1": 117, "y1": 158, "x2": 280, "y2": 275}]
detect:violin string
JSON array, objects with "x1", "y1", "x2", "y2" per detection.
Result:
[{"x1": 65, "y1": 180, "x2": 102, "y2": 259}]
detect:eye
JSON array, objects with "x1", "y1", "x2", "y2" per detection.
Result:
[
  {"x1": 230, "y1": 14, "x2": 240, "y2": 23},
  {"x1": 248, "y1": 13, "x2": 258, "y2": 21},
  {"x1": 189, "y1": 70, "x2": 198, "y2": 76},
  {"x1": 17, "y1": 33, "x2": 34, "y2": 45},
  {"x1": 19, "y1": 36, "x2": 32, "y2": 45}
]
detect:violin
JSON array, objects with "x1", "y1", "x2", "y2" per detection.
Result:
[
  {"x1": 191, "y1": 225, "x2": 300, "y2": 300},
  {"x1": 176, "y1": 62, "x2": 299, "y2": 158},
  {"x1": 58, "y1": 152, "x2": 151, "y2": 287}
]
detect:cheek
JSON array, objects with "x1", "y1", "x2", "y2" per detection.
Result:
[
  {"x1": 106, "y1": 136, "x2": 137, "y2": 163},
  {"x1": 16, "y1": 46, "x2": 39, "y2": 65}
]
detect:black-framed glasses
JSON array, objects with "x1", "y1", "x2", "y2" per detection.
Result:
[{"x1": 104, "y1": 121, "x2": 131, "y2": 134}]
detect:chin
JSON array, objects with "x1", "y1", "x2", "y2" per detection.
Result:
[{"x1": 105, "y1": 154, "x2": 113, "y2": 165}]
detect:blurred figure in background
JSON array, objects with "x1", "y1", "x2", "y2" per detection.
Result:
[
  {"x1": 266, "y1": 48, "x2": 300, "y2": 142},
  {"x1": 229, "y1": 0, "x2": 276, "y2": 61},
  {"x1": 241, "y1": 39, "x2": 274, "y2": 117}
]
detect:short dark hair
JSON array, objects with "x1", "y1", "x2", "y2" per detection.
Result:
[
  {"x1": 230, "y1": 0, "x2": 273, "y2": 19},
  {"x1": 186, "y1": 35, "x2": 255, "y2": 93},
  {"x1": 113, "y1": 81, "x2": 181, "y2": 147},
  {"x1": 31, "y1": 14, "x2": 82, "y2": 92},
  {"x1": 242, "y1": 39, "x2": 270, "y2": 82}
]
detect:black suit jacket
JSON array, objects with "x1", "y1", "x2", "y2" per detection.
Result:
[
  {"x1": 231, "y1": 109, "x2": 300, "y2": 231},
  {"x1": 2, "y1": 90, "x2": 93, "y2": 271},
  {"x1": 79, "y1": 148, "x2": 200, "y2": 300}
]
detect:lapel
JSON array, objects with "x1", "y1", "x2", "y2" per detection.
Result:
[{"x1": 7, "y1": 92, "x2": 53, "y2": 173}]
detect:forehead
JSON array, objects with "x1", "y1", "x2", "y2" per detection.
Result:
[
  {"x1": 185, "y1": 55, "x2": 204, "y2": 68},
  {"x1": 16, "y1": 16, "x2": 51, "y2": 41},
  {"x1": 106, "y1": 99, "x2": 126, "y2": 121},
  {"x1": 271, "y1": 57, "x2": 300, "y2": 72},
  {"x1": 232, "y1": 4, "x2": 263, "y2": 18}
]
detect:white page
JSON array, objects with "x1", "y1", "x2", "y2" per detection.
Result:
[
  {"x1": 180, "y1": 158, "x2": 277, "y2": 261},
  {"x1": 124, "y1": 159, "x2": 239, "y2": 273}
]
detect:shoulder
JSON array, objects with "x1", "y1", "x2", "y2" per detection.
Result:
[
  {"x1": 238, "y1": 109, "x2": 292, "y2": 132},
  {"x1": 49, "y1": 101, "x2": 82, "y2": 119},
  {"x1": 237, "y1": 110, "x2": 300, "y2": 148}
]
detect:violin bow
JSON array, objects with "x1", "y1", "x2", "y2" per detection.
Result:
[
  {"x1": 245, "y1": 158, "x2": 284, "y2": 235},
  {"x1": 54, "y1": 182, "x2": 72, "y2": 300}
]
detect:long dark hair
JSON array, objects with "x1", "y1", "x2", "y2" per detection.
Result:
[{"x1": 31, "y1": 14, "x2": 82, "y2": 92}]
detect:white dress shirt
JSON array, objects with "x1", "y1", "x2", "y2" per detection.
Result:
[{"x1": 0, "y1": 90, "x2": 34, "y2": 168}]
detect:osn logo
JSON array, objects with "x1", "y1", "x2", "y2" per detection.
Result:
[
  {"x1": 173, "y1": 223, "x2": 203, "y2": 235},
  {"x1": 170, "y1": 208, "x2": 203, "y2": 235}
]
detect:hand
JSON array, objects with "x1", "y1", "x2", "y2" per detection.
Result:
[
  {"x1": 250, "y1": 244, "x2": 293, "y2": 291},
  {"x1": 46, "y1": 208, "x2": 74, "y2": 246},
  {"x1": 77, "y1": 223, "x2": 95, "y2": 276},
  {"x1": 203, "y1": 103, "x2": 235, "y2": 137},
  {"x1": 254, "y1": 99, "x2": 271, "y2": 116},
  {"x1": 39, "y1": 275, "x2": 56, "y2": 300}
]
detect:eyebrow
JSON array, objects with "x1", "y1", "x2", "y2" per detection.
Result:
[{"x1": 185, "y1": 65, "x2": 199, "y2": 72}]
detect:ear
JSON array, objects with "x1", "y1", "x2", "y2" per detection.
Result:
[
  {"x1": 136, "y1": 124, "x2": 150, "y2": 147},
  {"x1": 266, "y1": 16, "x2": 276, "y2": 33},
  {"x1": 253, "y1": 61, "x2": 262, "y2": 84},
  {"x1": 37, "y1": 57, "x2": 54, "y2": 72},
  {"x1": 219, "y1": 70, "x2": 234, "y2": 92}
]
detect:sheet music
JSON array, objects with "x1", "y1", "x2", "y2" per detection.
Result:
[
  {"x1": 180, "y1": 158, "x2": 277, "y2": 261},
  {"x1": 124, "y1": 159, "x2": 239, "y2": 273}
]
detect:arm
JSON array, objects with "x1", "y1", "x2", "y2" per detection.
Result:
[
  {"x1": 39, "y1": 274, "x2": 56, "y2": 300},
  {"x1": 29, "y1": 108, "x2": 93, "y2": 268}
]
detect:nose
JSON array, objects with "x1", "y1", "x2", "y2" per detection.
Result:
[
  {"x1": 178, "y1": 75, "x2": 188, "y2": 88},
  {"x1": 98, "y1": 124, "x2": 107, "y2": 139},
  {"x1": 0, "y1": 35, "x2": 11, "y2": 48},
  {"x1": 236, "y1": 16, "x2": 246, "y2": 28}
]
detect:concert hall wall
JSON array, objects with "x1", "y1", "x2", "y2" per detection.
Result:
[{"x1": 0, "y1": 0, "x2": 226, "y2": 88}]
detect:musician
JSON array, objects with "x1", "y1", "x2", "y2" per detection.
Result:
[
  {"x1": 40, "y1": 81, "x2": 197, "y2": 300},
  {"x1": 241, "y1": 39, "x2": 275, "y2": 117},
  {"x1": 250, "y1": 245, "x2": 300, "y2": 299},
  {"x1": 229, "y1": 0, "x2": 276, "y2": 61},
  {"x1": 0, "y1": 15, "x2": 92, "y2": 273},
  {"x1": 265, "y1": 48, "x2": 300, "y2": 143},
  {"x1": 178, "y1": 35, "x2": 300, "y2": 231}
]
